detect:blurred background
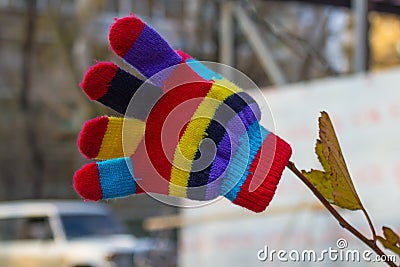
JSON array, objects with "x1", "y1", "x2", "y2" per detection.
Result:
[{"x1": 0, "y1": 0, "x2": 399, "y2": 266}]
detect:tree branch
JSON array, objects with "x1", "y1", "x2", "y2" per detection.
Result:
[{"x1": 286, "y1": 161, "x2": 397, "y2": 267}]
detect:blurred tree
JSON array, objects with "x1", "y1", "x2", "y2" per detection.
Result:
[
  {"x1": 0, "y1": 0, "x2": 106, "y2": 200},
  {"x1": 1, "y1": 2, "x2": 399, "y2": 251},
  {"x1": 20, "y1": 0, "x2": 44, "y2": 198}
]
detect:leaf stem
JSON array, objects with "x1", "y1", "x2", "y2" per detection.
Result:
[
  {"x1": 286, "y1": 161, "x2": 397, "y2": 267},
  {"x1": 362, "y1": 207, "x2": 377, "y2": 240}
]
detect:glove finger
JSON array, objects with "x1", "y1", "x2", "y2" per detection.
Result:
[
  {"x1": 78, "y1": 116, "x2": 144, "y2": 160},
  {"x1": 74, "y1": 150, "x2": 173, "y2": 201},
  {"x1": 74, "y1": 157, "x2": 138, "y2": 201},
  {"x1": 109, "y1": 15, "x2": 238, "y2": 89},
  {"x1": 81, "y1": 62, "x2": 163, "y2": 118},
  {"x1": 109, "y1": 15, "x2": 182, "y2": 80}
]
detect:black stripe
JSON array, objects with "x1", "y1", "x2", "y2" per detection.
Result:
[
  {"x1": 187, "y1": 91, "x2": 258, "y2": 200},
  {"x1": 98, "y1": 68, "x2": 163, "y2": 120}
]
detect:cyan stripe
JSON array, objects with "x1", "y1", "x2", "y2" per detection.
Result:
[
  {"x1": 186, "y1": 59, "x2": 223, "y2": 80},
  {"x1": 98, "y1": 157, "x2": 136, "y2": 199},
  {"x1": 206, "y1": 103, "x2": 260, "y2": 200},
  {"x1": 223, "y1": 122, "x2": 269, "y2": 201}
]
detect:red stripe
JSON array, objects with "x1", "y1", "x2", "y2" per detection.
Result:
[
  {"x1": 78, "y1": 116, "x2": 109, "y2": 159},
  {"x1": 80, "y1": 62, "x2": 118, "y2": 100},
  {"x1": 233, "y1": 134, "x2": 292, "y2": 212},
  {"x1": 145, "y1": 81, "x2": 213, "y2": 185},
  {"x1": 73, "y1": 162, "x2": 103, "y2": 201},
  {"x1": 176, "y1": 50, "x2": 192, "y2": 61},
  {"x1": 109, "y1": 16, "x2": 145, "y2": 58},
  {"x1": 130, "y1": 138, "x2": 167, "y2": 195},
  {"x1": 162, "y1": 60, "x2": 206, "y2": 93}
]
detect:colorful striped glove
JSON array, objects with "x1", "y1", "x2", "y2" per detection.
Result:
[{"x1": 74, "y1": 15, "x2": 292, "y2": 212}]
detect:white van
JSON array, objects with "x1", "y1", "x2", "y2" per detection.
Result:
[{"x1": 0, "y1": 200, "x2": 138, "y2": 267}]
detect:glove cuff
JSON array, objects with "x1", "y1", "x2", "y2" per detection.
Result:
[{"x1": 226, "y1": 131, "x2": 292, "y2": 212}]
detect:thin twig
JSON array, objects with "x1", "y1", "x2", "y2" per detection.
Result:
[{"x1": 286, "y1": 161, "x2": 397, "y2": 267}]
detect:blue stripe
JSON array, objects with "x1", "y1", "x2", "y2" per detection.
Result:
[
  {"x1": 186, "y1": 59, "x2": 223, "y2": 80},
  {"x1": 97, "y1": 157, "x2": 136, "y2": 199},
  {"x1": 223, "y1": 122, "x2": 269, "y2": 201}
]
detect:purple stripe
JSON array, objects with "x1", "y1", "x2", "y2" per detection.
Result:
[
  {"x1": 206, "y1": 103, "x2": 261, "y2": 199},
  {"x1": 123, "y1": 25, "x2": 182, "y2": 81}
]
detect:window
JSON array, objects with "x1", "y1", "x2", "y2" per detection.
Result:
[
  {"x1": 60, "y1": 214, "x2": 124, "y2": 240},
  {"x1": 0, "y1": 216, "x2": 53, "y2": 241}
]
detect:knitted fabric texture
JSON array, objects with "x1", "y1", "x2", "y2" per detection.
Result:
[{"x1": 74, "y1": 15, "x2": 292, "y2": 213}]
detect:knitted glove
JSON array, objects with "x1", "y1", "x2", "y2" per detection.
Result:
[{"x1": 74, "y1": 15, "x2": 292, "y2": 213}]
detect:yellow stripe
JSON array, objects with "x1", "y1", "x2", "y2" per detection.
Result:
[
  {"x1": 169, "y1": 81, "x2": 240, "y2": 197},
  {"x1": 97, "y1": 117, "x2": 145, "y2": 160},
  {"x1": 213, "y1": 78, "x2": 242, "y2": 93}
]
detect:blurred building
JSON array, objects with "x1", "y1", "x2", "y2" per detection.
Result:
[{"x1": 177, "y1": 66, "x2": 400, "y2": 266}]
